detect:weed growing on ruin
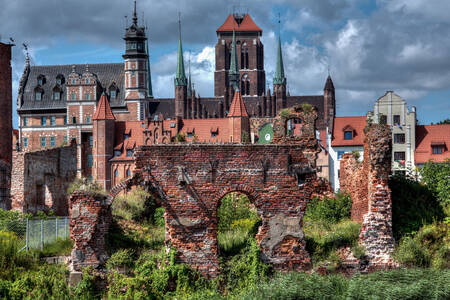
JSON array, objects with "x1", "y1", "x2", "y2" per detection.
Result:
[
  {"x1": 67, "y1": 178, "x2": 107, "y2": 197},
  {"x1": 305, "y1": 192, "x2": 352, "y2": 224},
  {"x1": 112, "y1": 187, "x2": 157, "y2": 222}
]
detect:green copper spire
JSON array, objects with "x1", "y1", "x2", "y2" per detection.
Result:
[
  {"x1": 175, "y1": 15, "x2": 187, "y2": 86},
  {"x1": 273, "y1": 15, "x2": 286, "y2": 85},
  {"x1": 228, "y1": 30, "x2": 239, "y2": 90},
  {"x1": 145, "y1": 38, "x2": 153, "y2": 97}
]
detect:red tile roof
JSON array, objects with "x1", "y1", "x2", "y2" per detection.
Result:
[
  {"x1": 332, "y1": 116, "x2": 367, "y2": 147},
  {"x1": 93, "y1": 93, "x2": 115, "y2": 120},
  {"x1": 415, "y1": 124, "x2": 450, "y2": 164},
  {"x1": 228, "y1": 91, "x2": 249, "y2": 117},
  {"x1": 180, "y1": 119, "x2": 231, "y2": 143},
  {"x1": 217, "y1": 14, "x2": 262, "y2": 32}
]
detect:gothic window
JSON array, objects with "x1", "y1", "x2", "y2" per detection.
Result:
[
  {"x1": 126, "y1": 169, "x2": 131, "y2": 177},
  {"x1": 241, "y1": 74, "x2": 250, "y2": 95},
  {"x1": 50, "y1": 136, "x2": 56, "y2": 147},
  {"x1": 246, "y1": 80, "x2": 250, "y2": 96},
  {"x1": 245, "y1": 49, "x2": 249, "y2": 69},
  {"x1": 114, "y1": 169, "x2": 119, "y2": 178},
  {"x1": 41, "y1": 137, "x2": 46, "y2": 147},
  {"x1": 72, "y1": 116, "x2": 77, "y2": 124},
  {"x1": 241, "y1": 49, "x2": 245, "y2": 69}
]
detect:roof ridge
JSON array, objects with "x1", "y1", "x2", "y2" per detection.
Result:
[
  {"x1": 93, "y1": 93, "x2": 116, "y2": 120},
  {"x1": 228, "y1": 90, "x2": 249, "y2": 117},
  {"x1": 30, "y1": 62, "x2": 124, "y2": 68}
]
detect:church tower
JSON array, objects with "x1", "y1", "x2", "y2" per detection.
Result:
[
  {"x1": 123, "y1": 1, "x2": 151, "y2": 120},
  {"x1": 215, "y1": 13, "x2": 265, "y2": 99}
]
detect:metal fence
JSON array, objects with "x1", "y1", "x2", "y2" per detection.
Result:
[{"x1": 0, "y1": 216, "x2": 70, "y2": 251}]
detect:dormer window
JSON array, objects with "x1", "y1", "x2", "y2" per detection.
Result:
[
  {"x1": 37, "y1": 75, "x2": 46, "y2": 86},
  {"x1": 344, "y1": 130, "x2": 353, "y2": 140},
  {"x1": 432, "y1": 146, "x2": 443, "y2": 154},
  {"x1": 53, "y1": 86, "x2": 62, "y2": 100},
  {"x1": 56, "y1": 74, "x2": 65, "y2": 85},
  {"x1": 114, "y1": 150, "x2": 122, "y2": 157},
  {"x1": 34, "y1": 87, "x2": 43, "y2": 101},
  {"x1": 110, "y1": 89, "x2": 117, "y2": 99},
  {"x1": 126, "y1": 150, "x2": 133, "y2": 157}
]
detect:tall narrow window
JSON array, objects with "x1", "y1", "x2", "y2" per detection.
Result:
[
  {"x1": 23, "y1": 117, "x2": 28, "y2": 127},
  {"x1": 89, "y1": 135, "x2": 93, "y2": 146},
  {"x1": 246, "y1": 80, "x2": 250, "y2": 96},
  {"x1": 85, "y1": 93, "x2": 90, "y2": 100},
  {"x1": 87, "y1": 154, "x2": 93, "y2": 167},
  {"x1": 23, "y1": 137, "x2": 28, "y2": 148},
  {"x1": 50, "y1": 116, "x2": 56, "y2": 126},
  {"x1": 245, "y1": 49, "x2": 249, "y2": 69},
  {"x1": 50, "y1": 136, "x2": 56, "y2": 147},
  {"x1": 72, "y1": 116, "x2": 77, "y2": 124},
  {"x1": 110, "y1": 89, "x2": 116, "y2": 99},
  {"x1": 126, "y1": 169, "x2": 131, "y2": 177},
  {"x1": 53, "y1": 91, "x2": 60, "y2": 100},
  {"x1": 86, "y1": 116, "x2": 91, "y2": 124},
  {"x1": 41, "y1": 137, "x2": 46, "y2": 147},
  {"x1": 241, "y1": 50, "x2": 245, "y2": 69},
  {"x1": 41, "y1": 116, "x2": 47, "y2": 126},
  {"x1": 71, "y1": 93, "x2": 76, "y2": 100}
]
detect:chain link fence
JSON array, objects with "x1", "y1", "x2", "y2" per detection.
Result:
[{"x1": 0, "y1": 216, "x2": 69, "y2": 251}]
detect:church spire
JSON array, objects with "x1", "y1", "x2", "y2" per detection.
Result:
[
  {"x1": 175, "y1": 14, "x2": 187, "y2": 86},
  {"x1": 228, "y1": 30, "x2": 240, "y2": 91},
  {"x1": 273, "y1": 14, "x2": 286, "y2": 85}
]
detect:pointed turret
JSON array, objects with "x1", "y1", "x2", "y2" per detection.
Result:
[
  {"x1": 228, "y1": 90, "x2": 249, "y2": 117},
  {"x1": 93, "y1": 93, "x2": 116, "y2": 190},
  {"x1": 273, "y1": 35, "x2": 286, "y2": 85},
  {"x1": 273, "y1": 15, "x2": 287, "y2": 113},
  {"x1": 228, "y1": 30, "x2": 239, "y2": 91},
  {"x1": 323, "y1": 74, "x2": 336, "y2": 133},
  {"x1": 93, "y1": 93, "x2": 115, "y2": 120},
  {"x1": 228, "y1": 90, "x2": 250, "y2": 143},
  {"x1": 175, "y1": 15, "x2": 187, "y2": 118},
  {"x1": 175, "y1": 17, "x2": 187, "y2": 86}
]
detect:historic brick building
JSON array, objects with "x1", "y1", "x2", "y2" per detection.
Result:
[
  {"x1": 16, "y1": 4, "x2": 336, "y2": 189},
  {"x1": 0, "y1": 41, "x2": 14, "y2": 209}
]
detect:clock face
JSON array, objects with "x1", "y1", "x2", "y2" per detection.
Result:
[
  {"x1": 258, "y1": 123, "x2": 274, "y2": 144},
  {"x1": 265, "y1": 133, "x2": 271, "y2": 141}
]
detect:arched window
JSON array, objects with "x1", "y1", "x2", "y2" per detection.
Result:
[
  {"x1": 240, "y1": 49, "x2": 245, "y2": 69},
  {"x1": 241, "y1": 74, "x2": 250, "y2": 95},
  {"x1": 126, "y1": 168, "x2": 131, "y2": 177},
  {"x1": 245, "y1": 49, "x2": 249, "y2": 69}
]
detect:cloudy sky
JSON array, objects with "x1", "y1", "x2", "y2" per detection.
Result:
[{"x1": 2, "y1": 0, "x2": 449, "y2": 127}]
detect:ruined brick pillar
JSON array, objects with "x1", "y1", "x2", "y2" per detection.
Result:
[
  {"x1": 340, "y1": 125, "x2": 397, "y2": 269},
  {"x1": 69, "y1": 191, "x2": 112, "y2": 271}
]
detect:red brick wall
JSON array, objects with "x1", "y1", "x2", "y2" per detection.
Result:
[
  {"x1": 69, "y1": 191, "x2": 112, "y2": 271},
  {"x1": 132, "y1": 143, "x2": 325, "y2": 277}
]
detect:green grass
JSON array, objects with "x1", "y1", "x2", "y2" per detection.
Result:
[{"x1": 34, "y1": 238, "x2": 73, "y2": 258}]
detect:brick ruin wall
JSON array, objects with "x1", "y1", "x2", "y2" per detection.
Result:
[
  {"x1": 10, "y1": 145, "x2": 77, "y2": 215},
  {"x1": 68, "y1": 105, "x2": 334, "y2": 277},
  {"x1": 340, "y1": 124, "x2": 397, "y2": 270},
  {"x1": 69, "y1": 191, "x2": 111, "y2": 272}
]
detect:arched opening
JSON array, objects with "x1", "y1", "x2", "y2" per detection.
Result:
[
  {"x1": 217, "y1": 191, "x2": 261, "y2": 256},
  {"x1": 285, "y1": 118, "x2": 302, "y2": 137},
  {"x1": 108, "y1": 182, "x2": 166, "y2": 260}
]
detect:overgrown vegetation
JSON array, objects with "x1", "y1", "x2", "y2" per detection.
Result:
[
  {"x1": 67, "y1": 177, "x2": 107, "y2": 196},
  {"x1": 303, "y1": 193, "x2": 361, "y2": 266}
]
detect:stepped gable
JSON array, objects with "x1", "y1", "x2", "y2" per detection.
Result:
[
  {"x1": 93, "y1": 93, "x2": 115, "y2": 120},
  {"x1": 228, "y1": 90, "x2": 249, "y2": 117}
]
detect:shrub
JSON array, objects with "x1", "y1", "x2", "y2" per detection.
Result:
[
  {"x1": 395, "y1": 223, "x2": 449, "y2": 269},
  {"x1": 421, "y1": 159, "x2": 450, "y2": 209},
  {"x1": 112, "y1": 187, "x2": 155, "y2": 222},
  {"x1": 106, "y1": 249, "x2": 135, "y2": 270},
  {"x1": 0, "y1": 209, "x2": 30, "y2": 237},
  {"x1": 304, "y1": 192, "x2": 352, "y2": 224},
  {"x1": 390, "y1": 174, "x2": 444, "y2": 239},
  {"x1": 0, "y1": 231, "x2": 35, "y2": 280},
  {"x1": 217, "y1": 193, "x2": 259, "y2": 233},
  {"x1": 175, "y1": 132, "x2": 186, "y2": 143},
  {"x1": 351, "y1": 244, "x2": 366, "y2": 259},
  {"x1": 154, "y1": 207, "x2": 165, "y2": 227},
  {"x1": 34, "y1": 238, "x2": 73, "y2": 258}
]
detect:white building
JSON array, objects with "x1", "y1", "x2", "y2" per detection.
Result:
[{"x1": 367, "y1": 91, "x2": 416, "y2": 176}]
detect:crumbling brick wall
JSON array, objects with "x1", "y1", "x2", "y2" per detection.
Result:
[
  {"x1": 69, "y1": 191, "x2": 111, "y2": 271},
  {"x1": 340, "y1": 125, "x2": 397, "y2": 269},
  {"x1": 10, "y1": 145, "x2": 77, "y2": 215},
  {"x1": 133, "y1": 143, "x2": 327, "y2": 277}
]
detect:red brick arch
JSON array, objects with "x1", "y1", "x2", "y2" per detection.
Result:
[{"x1": 215, "y1": 184, "x2": 259, "y2": 207}]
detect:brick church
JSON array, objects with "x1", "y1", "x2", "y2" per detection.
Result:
[{"x1": 16, "y1": 3, "x2": 335, "y2": 190}]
